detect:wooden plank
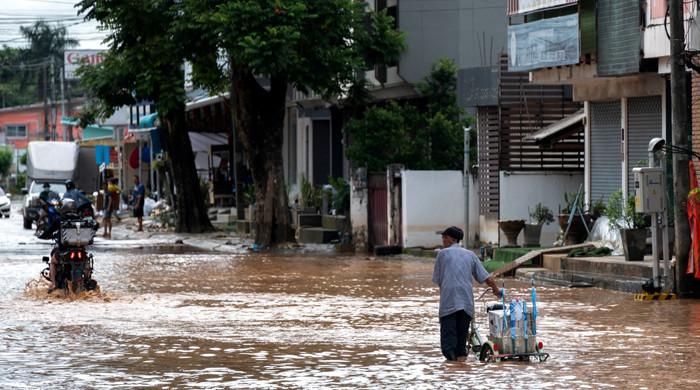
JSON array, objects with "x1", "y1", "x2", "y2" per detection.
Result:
[{"x1": 490, "y1": 243, "x2": 598, "y2": 278}]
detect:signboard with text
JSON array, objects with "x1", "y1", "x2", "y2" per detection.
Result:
[
  {"x1": 507, "y1": 13, "x2": 580, "y2": 72},
  {"x1": 64, "y1": 50, "x2": 105, "y2": 80},
  {"x1": 507, "y1": 0, "x2": 578, "y2": 15}
]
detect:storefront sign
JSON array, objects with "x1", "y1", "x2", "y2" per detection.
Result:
[
  {"x1": 508, "y1": 0, "x2": 578, "y2": 15},
  {"x1": 64, "y1": 50, "x2": 105, "y2": 79},
  {"x1": 507, "y1": 13, "x2": 580, "y2": 72}
]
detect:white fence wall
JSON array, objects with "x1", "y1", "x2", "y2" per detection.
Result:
[
  {"x1": 499, "y1": 171, "x2": 584, "y2": 246},
  {"x1": 401, "y1": 170, "x2": 468, "y2": 248}
]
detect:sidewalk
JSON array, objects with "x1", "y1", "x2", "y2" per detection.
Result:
[{"x1": 102, "y1": 214, "x2": 336, "y2": 254}]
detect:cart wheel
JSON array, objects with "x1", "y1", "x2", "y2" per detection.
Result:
[{"x1": 479, "y1": 343, "x2": 494, "y2": 362}]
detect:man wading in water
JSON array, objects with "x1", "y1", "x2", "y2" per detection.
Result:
[{"x1": 432, "y1": 226, "x2": 501, "y2": 362}]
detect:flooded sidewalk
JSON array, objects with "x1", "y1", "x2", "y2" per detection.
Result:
[{"x1": 1, "y1": 247, "x2": 700, "y2": 388}]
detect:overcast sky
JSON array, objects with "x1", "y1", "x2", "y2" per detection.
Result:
[{"x1": 1, "y1": 0, "x2": 107, "y2": 49}]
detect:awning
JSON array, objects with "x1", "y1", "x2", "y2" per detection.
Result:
[
  {"x1": 79, "y1": 125, "x2": 116, "y2": 146},
  {"x1": 83, "y1": 125, "x2": 114, "y2": 140},
  {"x1": 525, "y1": 109, "x2": 585, "y2": 145},
  {"x1": 189, "y1": 132, "x2": 228, "y2": 152},
  {"x1": 61, "y1": 117, "x2": 80, "y2": 126}
]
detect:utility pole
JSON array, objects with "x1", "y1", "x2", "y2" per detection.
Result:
[
  {"x1": 50, "y1": 57, "x2": 57, "y2": 141},
  {"x1": 60, "y1": 64, "x2": 66, "y2": 141},
  {"x1": 670, "y1": 0, "x2": 692, "y2": 295},
  {"x1": 42, "y1": 62, "x2": 49, "y2": 140}
]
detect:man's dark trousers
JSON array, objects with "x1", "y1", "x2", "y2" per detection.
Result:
[{"x1": 439, "y1": 310, "x2": 471, "y2": 360}]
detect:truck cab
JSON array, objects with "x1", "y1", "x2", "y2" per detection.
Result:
[{"x1": 22, "y1": 181, "x2": 67, "y2": 229}]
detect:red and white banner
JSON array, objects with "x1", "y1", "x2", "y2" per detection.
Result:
[
  {"x1": 507, "y1": 0, "x2": 578, "y2": 16},
  {"x1": 64, "y1": 50, "x2": 105, "y2": 80}
]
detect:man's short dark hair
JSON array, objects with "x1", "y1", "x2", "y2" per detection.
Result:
[{"x1": 440, "y1": 226, "x2": 464, "y2": 241}]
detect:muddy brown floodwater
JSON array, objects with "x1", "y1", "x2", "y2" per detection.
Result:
[{"x1": 2, "y1": 249, "x2": 700, "y2": 389}]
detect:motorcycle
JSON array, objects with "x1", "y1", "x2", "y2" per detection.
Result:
[
  {"x1": 35, "y1": 197, "x2": 61, "y2": 239},
  {"x1": 40, "y1": 198, "x2": 99, "y2": 294}
]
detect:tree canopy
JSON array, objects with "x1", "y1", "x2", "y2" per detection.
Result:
[{"x1": 346, "y1": 59, "x2": 474, "y2": 172}]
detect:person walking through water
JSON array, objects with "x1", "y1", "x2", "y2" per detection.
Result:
[
  {"x1": 102, "y1": 181, "x2": 113, "y2": 239},
  {"x1": 432, "y1": 226, "x2": 501, "y2": 362},
  {"x1": 132, "y1": 175, "x2": 145, "y2": 232}
]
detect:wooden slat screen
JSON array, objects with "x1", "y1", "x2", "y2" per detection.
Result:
[
  {"x1": 498, "y1": 56, "x2": 584, "y2": 171},
  {"x1": 478, "y1": 106, "x2": 500, "y2": 216}
]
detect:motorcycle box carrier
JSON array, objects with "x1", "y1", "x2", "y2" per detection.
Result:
[{"x1": 60, "y1": 220, "x2": 96, "y2": 246}]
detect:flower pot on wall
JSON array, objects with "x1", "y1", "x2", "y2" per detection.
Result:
[
  {"x1": 523, "y1": 223, "x2": 542, "y2": 247},
  {"x1": 498, "y1": 220, "x2": 525, "y2": 247},
  {"x1": 621, "y1": 228, "x2": 647, "y2": 261}
]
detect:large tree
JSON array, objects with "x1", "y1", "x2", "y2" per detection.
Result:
[
  {"x1": 185, "y1": 0, "x2": 404, "y2": 247},
  {"x1": 77, "y1": 0, "x2": 213, "y2": 233}
]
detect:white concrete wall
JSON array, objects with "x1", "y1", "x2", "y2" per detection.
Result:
[
  {"x1": 401, "y1": 170, "x2": 466, "y2": 248},
  {"x1": 499, "y1": 171, "x2": 584, "y2": 246}
]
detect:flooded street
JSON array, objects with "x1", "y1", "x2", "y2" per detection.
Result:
[{"x1": 2, "y1": 206, "x2": 700, "y2": 388}]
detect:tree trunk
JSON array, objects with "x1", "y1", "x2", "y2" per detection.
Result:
[
  {"x1": 232, "y1": 68, "x2": 293, "y2": 247},
  {"x1": 163, "y1": 107, "x2": 213, "y2": 233}
]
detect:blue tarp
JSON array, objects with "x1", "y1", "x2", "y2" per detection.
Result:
[{"x1": 95, "y1": 145, "x2": 111, "y2": 165}]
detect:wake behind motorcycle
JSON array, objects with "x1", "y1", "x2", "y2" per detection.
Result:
[{"x1": 39, "y1": 198, "x2": 99, "y2": 294}]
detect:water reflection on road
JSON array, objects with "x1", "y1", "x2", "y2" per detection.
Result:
[{"x1": 2, "y1": 242, "x2": 700, "y2": 388}]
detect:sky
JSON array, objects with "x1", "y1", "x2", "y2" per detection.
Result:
[{"x1": 0, "y1": 0, "x2": 107, "y2": 49}]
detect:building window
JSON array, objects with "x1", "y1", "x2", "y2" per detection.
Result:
[{"x1": 6, "y1": 124, "x2": 27, "y2": 138}]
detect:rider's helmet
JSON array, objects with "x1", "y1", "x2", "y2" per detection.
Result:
[
  {"x1": 42, "y1": 182, "x2": 50, "y2": 189},
  {"x1": 65, "y1": 180, "x2": 75, "y2": 191}
]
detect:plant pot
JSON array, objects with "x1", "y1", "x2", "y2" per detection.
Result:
[
  {"x1": 557, "y1": 214, "x2": 591, "y2": 245},
  {"x1": 523, "y1": 223, "x2": 542, "y2": 247},
  {"x1": 621, "y1": 228, "x2": 647, "y2": 261},
  {"x1": 498, "y1": 219, "x2": 525, "y2": 247}
]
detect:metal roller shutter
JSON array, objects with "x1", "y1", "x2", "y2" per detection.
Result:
[
  {"x1": 590, "y1": 101, "x2": 622, "y2": 203},
  {"x1": 627, "y1": 96, "x2": 662, "y2": 191}
]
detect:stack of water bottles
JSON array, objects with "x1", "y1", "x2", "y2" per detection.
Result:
[{"x1": 487, "y1": 289, "x2": 538, "y2": 355}]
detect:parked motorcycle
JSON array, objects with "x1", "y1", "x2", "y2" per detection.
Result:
[{"x1": 40, "y1": 198, "x2": 99, "y2": 293}]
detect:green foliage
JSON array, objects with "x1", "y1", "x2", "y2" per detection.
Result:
[
  {"x1": 328, "y1": 176, "x2": 350, "y2": 215},
  {"x1": 244, "y1": 185, "x2": 256, "y2": 206},
  {"x1": 185, "y1": 1, "x2": 405, "y2": 98},
  {"x1": 345, "y1": 101, "x2": 422, "y2": 172},
  {"x1": 19, "y1": 153, "x2": 27, "y2": 166},
  {"x1": 299, "y1": 175, "x2": 321, "y2": 210},
  {"x1": 529, "y1": 203, "x2": 554, "y2": 225},
  {"x1": 13, "y1": 172, "x2": 26, "y2": 193},
  {"x1": 605, "y1": 190, "x2": 646, "y2": 230},
  {"x1": 0, "y1": 147, "x2": 12, "y2": 179},
  {"x1": 345, "y1": 58, "x2": 474, "y2": 171},
  {"x1": 563, "y1": 191, "x2": 584, "y2": 214},
  {"x1": 590, "y1": 197, "x2": 606, "y2": 217}
]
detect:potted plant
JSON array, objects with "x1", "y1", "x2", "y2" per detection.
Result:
[
  {"x1": 605, "y1": 189, "x2": 647, "y2": 261},
  {"x1": 498, "y1": 219, "x2": 525, "y2": 247},
  {"x1": 558, "y1": 191, "x2": 591, "y2": 245},
  {"x1": 524, "y1": 203, "x2": 554, "y2": 247}
]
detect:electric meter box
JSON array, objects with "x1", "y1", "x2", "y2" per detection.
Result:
[{"x1": 633, "y1": 167, "x2": 664, "y2": 213}]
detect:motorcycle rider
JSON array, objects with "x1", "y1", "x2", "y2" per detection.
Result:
[
  {"x1": 47, "y1": 180, "x2": 94, "y2": 293},
  {"x1": 39, "y1": 183, "x2": 59, "y2": 204}
]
